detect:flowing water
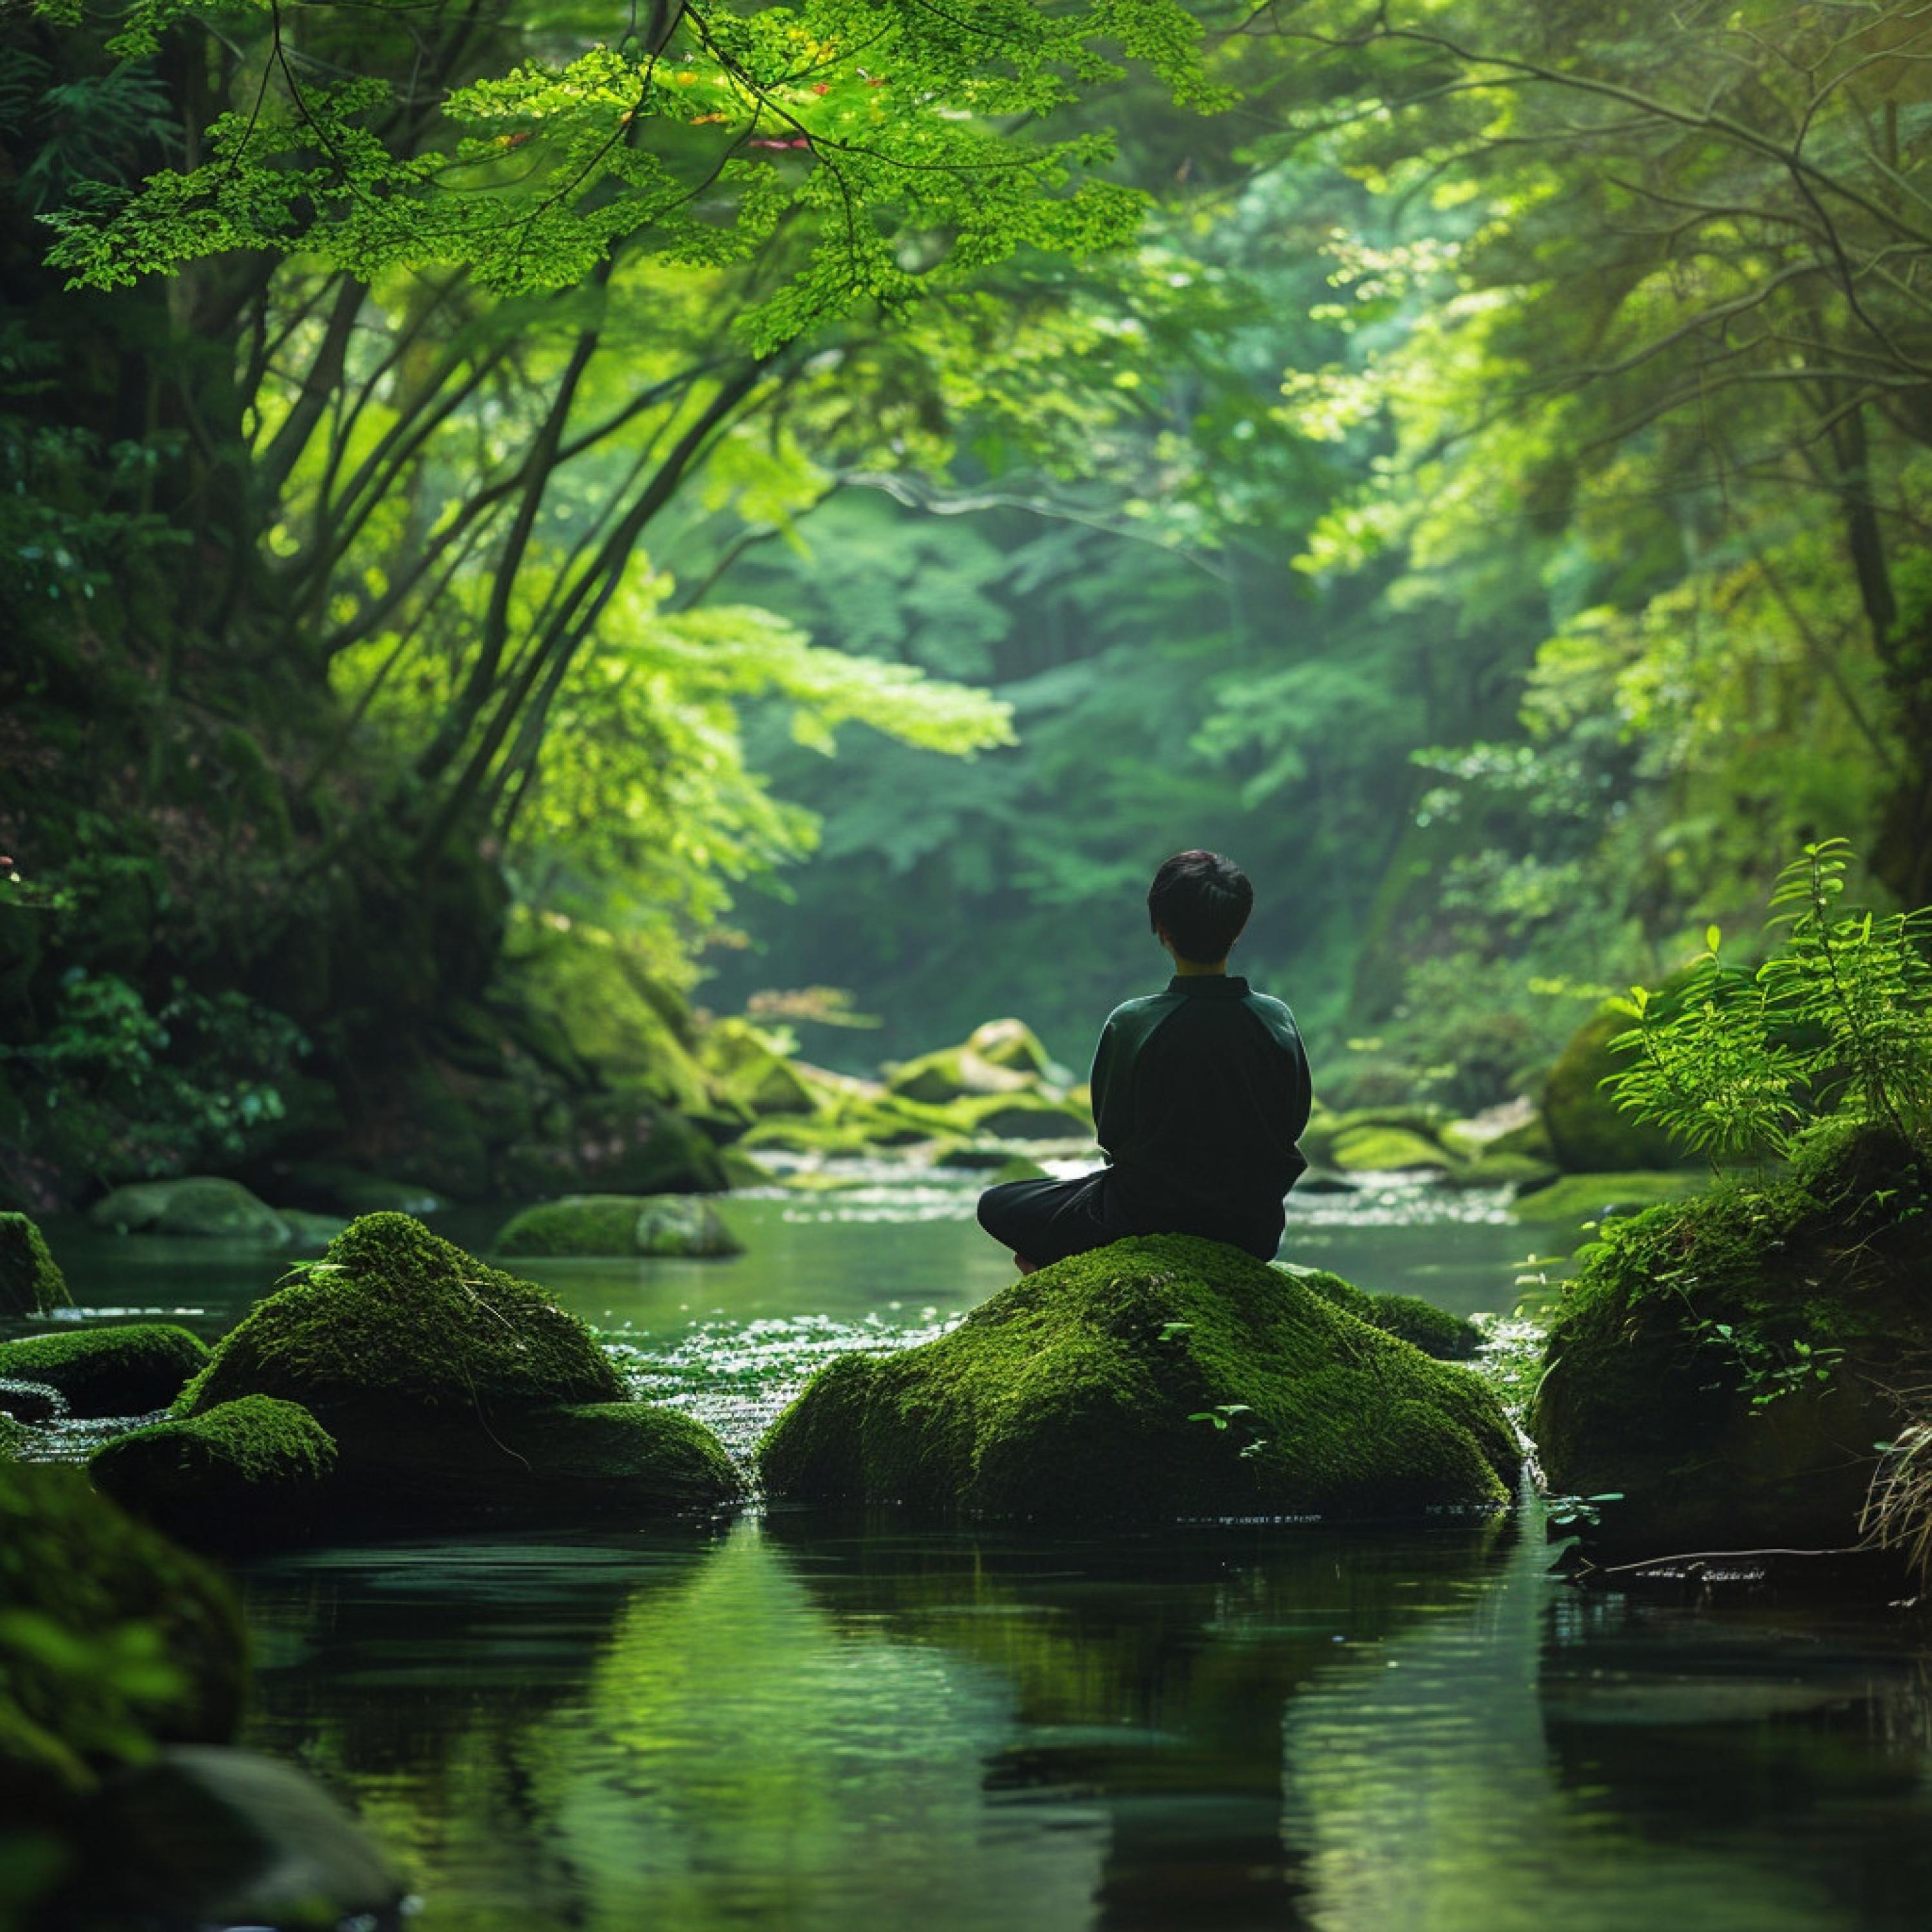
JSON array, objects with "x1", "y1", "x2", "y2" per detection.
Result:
[{"x1": 27, "y1": 1171, "x2": 1932, "y2": 1930}]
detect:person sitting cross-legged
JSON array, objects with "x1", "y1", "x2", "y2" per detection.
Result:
[{"x1": 977, "y1": 849, "x2": 1314, "y2": 1274}]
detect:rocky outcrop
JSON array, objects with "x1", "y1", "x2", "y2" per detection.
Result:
[{"x1": 0, "y1": 1212, "x2": 70, "y2": 1316}]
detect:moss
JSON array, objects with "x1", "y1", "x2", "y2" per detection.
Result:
[
  {"x1": 1331, "y1": 1126, "x2": 1454, "y2": 1173},
  {"x1": 180, "y1": 1212, "x2": 623, "y2": 1425},
  {"x1": 90, "y1": 1397, "x2": 337, "y2": 1550},
  {"x1": 740, "y1": 1113, "x2": 877, "y2": 1157},
  {"x1": 988, "y1": 1156, "x2": 1049, "y2": 1184},
  {"x1": 1510, "y1": 1170, "x2": 1709, "y2": 1226},
  {"x1": 952, "y1": 1094, "x2": 1092, "y2": 1142},
  {"x1": 86, "y1": 1178, "x2": 290, "y2": 1243},
  {"x1": 759, "y1": 1235, "x2": 1516, "y2": 1524},
  {"x1": 1528, "y1": 1122, "x2": 1931, "y2": 1557},
  {"x1": 0, "y1": 1215, "x2": 70, "y2": 1317},
  {"x1": 0, "y1": 1326, "x2": 209, "y2": 1418},
  {"x1": 493, "y1": 1193, "x2": 741, "y2": 1258},
  {"x1": 929, "y1": 1140, "x2": 1030, "y2": 1171},
  {"x1": 1542, "y1": 1004, "x2": 1698, "y2": 1172},
  {"x1": 719, "y1": 1147, "x2": 777, "y2": 1189},
  {"x1": 0, "y1": 1461, "x2": 244, "y2": 1810},
  {"x1": 965, "y1": 1018, "x2": 1054, "y2": 1075},
  {"x1": 700, "y1": 1019, "x2": 818, "y2": 1117},
  {"x1": 1442, "y1": 1153, "x2": 1560, "y2": 1192},
  {"x1": 0, "y1": 1412, "x2": 30, "y2": 1458},
  {"x1": 1288, "y1": 1268, "x2": 1483, "y2": 1359}
]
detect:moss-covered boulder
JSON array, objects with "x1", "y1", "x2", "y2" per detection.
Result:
[
  {"x1": 87, "y1": 1178, "x2": 290, "y2": 1243},
  {"x1": 0, "y1": 1213, "x2": 70, "y2": 1316},
  {"x1": 1530, "y1": 1124, "x2": 1932, "y2": 1561},
  {"x1": 175, "y1": 1215, "x2": 738, "y2": 1530},
  {"x1": 884, "y1": 1019, "x2": 1057, "y2": 1106},
  {"x1": 759, "y1": 1236, "x2": 1517, "y2": 1524},
  {"x1": 0, "y1": 1325, "x2": 209, "y2": 1418},
  {"x1": 1441, "y1": 1152, "x2": 1561, "y2": 1193},
  {"x1": 1288, "y1": 1267, "x2": 1483, "y2": 1360},
  {"x1": 701, "y1": 1018, "x2": 819, "y2": 1117},
  {"x1": 182, "y1": 1214, "x2": 622, "y2": 1423},
  {"x1": 0, "y1": 1461, "x2": 244, "y2": 1808},
  {"x1": 987, "y1": 1155, "x2": 1050, "y2": 1184},
  {"x1": 1331, "y1": 1126, "x2": 1455, "y2": 1174},
  {"x1": 1511, "y1": 1170, "x2": 1709, "y2": 1226},
  {"x1": 493, "y1": 1193, "x2": 741, "y2": 1258},
  {"x1": 954, "y1": 1094, "x2": 1092, "y2": 1142},
  {"x1": 1542, "y1": 1004, "x2": 1698, "y2": 1172},
  {"x1": 90, "y1": 1398, "x2": 338, "y2": 1550}
]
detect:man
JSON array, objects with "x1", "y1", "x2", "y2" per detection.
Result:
[{"x1": 977, "y1": 849, "x2": 1313, "y2": 1271}]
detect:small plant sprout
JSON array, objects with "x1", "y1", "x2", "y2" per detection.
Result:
[{"x1": 1188, "y1": 1403, "x2": 1253, "y2": 1430}]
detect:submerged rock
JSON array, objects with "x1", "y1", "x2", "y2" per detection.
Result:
[
  {"x1": 88, "y1": 1177, "x2": 290, "y2": 1243},
  {"x1": 150, "y1": 1214, "x2": 739, "y2": 1539},
  {"x1": 0, "y1": 1325, "x2": 209, "y2": 1418},
  {"x1": 0, "y1": 1213, "x2": 71, "y2": 1316},
  {"x1": 759, "y1": 1235, "x2": 1516, "y2": 1524},
  {"x1": 68, "y1": 1745, "x2": 404, "y2": 1932},
  {"x1": 1530, "y1": 1124, "x2": 1932, "y2": 1563},
  {"x1": 91, "y1": 1397, "x2": 339, "y2": 1549},
  {"x1": 493, "y1": 1192, "x2": 741, "y2": 1258}
]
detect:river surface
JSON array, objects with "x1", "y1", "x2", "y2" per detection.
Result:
[{"x1": 30, "y1": 1171, "x2": 1932, "y2": 1931}]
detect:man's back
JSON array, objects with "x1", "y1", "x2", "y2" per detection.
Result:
[{"x1": 1092, "y1": 975, "x2": 1311, "y2": 1258}]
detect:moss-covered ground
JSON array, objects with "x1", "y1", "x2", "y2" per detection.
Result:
[{"x1": 759, "y1": 1235, "x2": 1517, "y2": 1524}]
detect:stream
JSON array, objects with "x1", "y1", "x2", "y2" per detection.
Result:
[{"x1": 31, "y1": 1170, "x2": 1932, "y2": 1931}]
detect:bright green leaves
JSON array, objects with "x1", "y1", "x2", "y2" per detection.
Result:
[{"x1": 45, "y1": 0, "x2": 1215, "y2": 348}]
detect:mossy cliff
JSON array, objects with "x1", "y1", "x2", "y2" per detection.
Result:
[
  {"x1": 104, "y1": 1213, "x2": 742, "y2": 1542},
  {"x1": 759, "y1": 1236, "x2": 1517, "y2": 1524},
  {"x1": 1530, "y1": 1124, "x2": 1932, "y2": 1560}
]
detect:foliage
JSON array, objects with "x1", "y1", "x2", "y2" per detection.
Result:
[
  {"x1": 1607, "y1": 843, "x2": 1932, "y2": 1162},
  {"x1": 0, "y1": 971, "x2": 307, "y2": 1182}
]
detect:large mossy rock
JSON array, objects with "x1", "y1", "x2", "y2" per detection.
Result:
[
  {"x1": 699, "y1": 1018, "x2": 819, "y2": 1117},
  {"x1": 171, "y1": 1215, "x2": 739, "y2": 1531},
  {"x1": 88, "y1": 1177, "x2": 291, "y2": 1243},
  {"x1": 0, "y1": 1213, "x2": 70, "y2": 1316},
  {"x1": 493, "y1": 1193, "x2": 741, "y2": 1258},
  {"x1": 1542, "y1": 1005, "x2": 1697, "y2": 1173},
  {"x1": 0, "y1": 1461, "x2": 244, "y2": 1810},
  {"x1": 0, "y1": 1325, "x2": 209, "y2": 1417},
  {"x1": 1511, "y1": 1170, "x2": 1708, "y2": 1227},
  {"x1": 885, "y1": 1018, "x2": 1057, "y2": 1106},
  {"x1": 1530, "y1": 1124, "x2": 1931, "y2": 1561},
  {"x1": 1330, "y1": 1125, "x2": 1455, "y2": 1174},
  {"x1": 90, "y1": 1397, "x2": 339, "y2": 1550},
  {"x1": 759, "y1": 1236, "x2": 1517, "y2": 1524}
]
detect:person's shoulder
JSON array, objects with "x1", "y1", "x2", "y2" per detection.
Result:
[
  {"x1": 1106, "y1": 991, "x2": 1177, "y2": 1022},
  {"x1": 1240, "y1": 989, "x2": 1305, "y2": 1044}
]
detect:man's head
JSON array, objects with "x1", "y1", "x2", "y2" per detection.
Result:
[{"x1": 1147, "y1": 849, "x2": 1253, "y2": 967}]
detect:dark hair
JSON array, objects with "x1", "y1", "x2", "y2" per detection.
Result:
[{"x1": 1147, "y1": 849, "x2": 1253, "y2": 963}]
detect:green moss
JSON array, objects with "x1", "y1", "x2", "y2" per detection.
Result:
[
  {"x1": 988, "y1": 1156, "x2": 1049, "y2": 1184},
  {"x1": 86, "y1": 1177, "x2": 291, "y2": 1242},
  {"x1": 964, "y1": 1019, "x2": 1054, "y2": 1075},
  {"x1": 1529, "y1": 1122, "x2": 1930, "y2": 1556},
  {"x1": 759, "y1": 1235, "x2": 1516, "y2": 1524},
  {"x1": 701, "y1": 1019, "x2": 818, "y2": 1116},
  {"x1": 720, "y1": 1147, "x2": 777, "y2": 1189},
  {"x1": 1442, "y1": 1153, "x2": 1560, "y2": 1192},
  {"x1": 1331, "y1": 1126, "x2": 1454, "y2": 1173},
  {"x1": 1542, "y1": 1004, "x2": 1698, "y2": 1173},
  {"x1": 1510, "y1": 1170, "x2": 1709, "y2": 1226},
  {"x1": 952, "y1": 1094, "x2": 1091, "y2": 1142},
  {"x1": 0, "y1": 1215, "x2": 70, "y2": 1317},
  {"x1": 0, "y1": 1326, "x2": 209, "y2": 1418},
  {"x1": 90, "y1": 1397, "x2": 337, "y2": 1550},
  {"x1": 493, "y1": 1194, "x2": 741, "y2": 1258},
  {"x1": 1288, "y1": 1268, "x2": 1483, "y2": 1359},
  {"x1": 179, "y1": 1213, "x2": 623, "y2": 1425},
  {"x1": 0, "y1": 1412, "x2": 29, "y2": 1458},
  {"x1": 740, "y1": 1113, "x2": 876, "y2": 1157},
  {"x1": 0, "y1": 1461, "x2": 244, "y2": 1808}
]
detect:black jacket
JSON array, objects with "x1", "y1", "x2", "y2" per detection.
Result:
[{"x1": 1090, "y1": 974, "x2": 1312, "y2": 1256}]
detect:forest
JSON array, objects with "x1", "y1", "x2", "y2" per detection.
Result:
[{"x1": 4, "y1": 3, "x2": 1932, "y2": 1929}]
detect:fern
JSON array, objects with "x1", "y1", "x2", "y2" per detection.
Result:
[{"x1": 1605, "y1": 842, "x2": 1932, "y2": 1160}]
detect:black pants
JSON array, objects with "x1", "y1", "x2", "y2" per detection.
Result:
[
  {"x1": 976, "y1": 1171, "x2": 1283, "y2": 1267},
  {"x1": 976, "y1": 1173, "x2": 1117, "y2": 1268}
]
